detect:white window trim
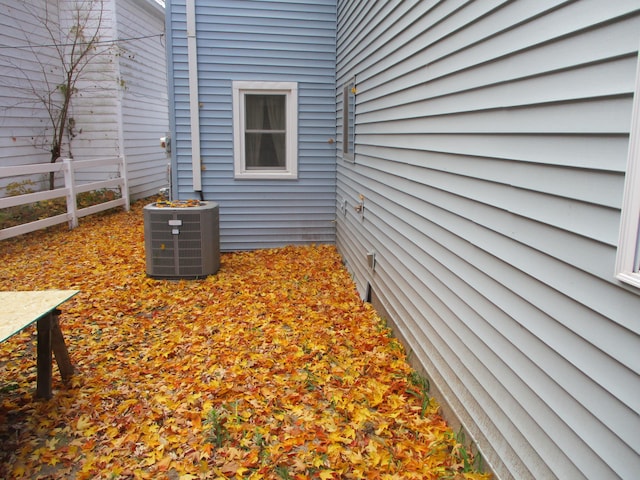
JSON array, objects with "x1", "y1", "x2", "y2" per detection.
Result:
[
  {"x1": 232, "y1": 81, "x2": 298, "y2": 179},
  {"x1": 615, "y1": 50, "x2": 640, "y2": 288}
]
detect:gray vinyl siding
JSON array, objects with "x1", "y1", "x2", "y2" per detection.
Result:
[
  {"x1": 166, "y1": 0, "x2": 337, "y2": 250},
  {"x1": 336, "y1": 1, "x2": 640, "y2": 479}
]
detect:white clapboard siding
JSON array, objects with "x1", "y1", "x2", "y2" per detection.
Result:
[
  {"x1": 58, "y1": 0, "x2": 120, "y2": 168},
  {"x1": 0, "y1": 0, "x2": 168, "y2": 201},
  {"x1": 166, "y1": 0, "x2": 337, "y2": 250},
  {"x1": 0, "y1": 0, "x2": 63, "y2": 175},
  {"x1": 336, "y1": 1, "x2": 640, "y2": 479},
  {"x1": 115, "y1": 0, "x2": 170, "y2": 200}
]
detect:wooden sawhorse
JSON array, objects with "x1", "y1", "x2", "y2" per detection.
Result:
[{"x1": 0, "y1": 290, "x2": 78, "y2": 399}]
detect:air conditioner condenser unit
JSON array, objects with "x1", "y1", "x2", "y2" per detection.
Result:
[{"x1": 144, "y1": 201, "x2": 220, "y2": 279}]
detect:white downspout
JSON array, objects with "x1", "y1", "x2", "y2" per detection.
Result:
[{"x1": 186, "y1": 0, "x2": 202, "y2": 192}]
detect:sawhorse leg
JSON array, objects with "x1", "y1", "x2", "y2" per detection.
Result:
[
  {"x1": 35, "y1": 309, "x2": 74, "y2": 399},
  {"x1": 52, "y1": 310, "x2": 74, "y2": 382},
  {"x1": 36, "y1": 312, "x2": 53, "y2": 399}
]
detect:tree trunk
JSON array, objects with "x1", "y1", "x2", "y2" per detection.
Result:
[{"x1": 49, "y1": 145, "x2": 60, "y2": 190}]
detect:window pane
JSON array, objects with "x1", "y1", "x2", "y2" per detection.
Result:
[
  {"x1": 245, "y1": 94, "x2": 286, "y2": 130},
  {"x1": 245, "y1": 132, "x2": 286, "y2": 168},
  {"x1": 347, "y1": 86, "x2": 355, "y2": 153},
  {"x1": 343, "y1": 83, "x2": 355, "y2": 156}
]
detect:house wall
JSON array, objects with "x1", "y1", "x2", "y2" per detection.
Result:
[
  {"x1": 115, "y1": 0, "x2": 170, "y2": 200},
  {"x1": 70, "y1": 0, "x2": 170, "y2": 199},
  {"x1": 166, "y1": 0, "x2": 337, "y2": 250},
  {"x1": 65, "y1": 0, "x2": 122, "y2": 183},
  {"x1": 335, "y1": 1, "x2": 640, "y2": 479},
  {"x1": 0, "y1": 0, "x2": 168, "y2": 201},
  {"x1": 0, "y1": 0, "x2": 63, "y2": 191}
]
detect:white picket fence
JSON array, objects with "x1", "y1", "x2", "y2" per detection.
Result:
[{"x1": 0, "y1": 157, "x2": 129, "y2": 241}]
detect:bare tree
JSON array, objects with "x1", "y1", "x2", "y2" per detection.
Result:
[{"x1": 3, "y1": 0, "x2": 114, "y2": 189}]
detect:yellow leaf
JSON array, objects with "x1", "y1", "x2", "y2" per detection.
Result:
[
  {"x1": 12, "y1": 463, "x2": 27, "y2": 477},
  {"x1": 76, "y1": 414, "x2": 92, "y2": 433},
  {"x1": 344, "y1": 449, "x2": 364, "y2": 463},
  {"x1": 45, "y1": 437, "x2": 59, "y2": 450}
]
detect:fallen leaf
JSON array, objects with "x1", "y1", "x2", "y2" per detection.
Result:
[{"x1": 0, "y1": 200, "x2": 491, "y2": 479}]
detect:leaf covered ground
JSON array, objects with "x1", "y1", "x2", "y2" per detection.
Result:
[{"x1": 0, "y1": 201, "x2": 491, "y2": 479}]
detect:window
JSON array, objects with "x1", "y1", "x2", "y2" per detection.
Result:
[
  {"x1": 232, "y1": 81, "x2": 298, "y2": 179},
  {"x1": 342, "y1": 81, "x2": 355, "y2": 161},
  {"x1": 616, "y1": 52, "x2": 640, "y2": 288}
]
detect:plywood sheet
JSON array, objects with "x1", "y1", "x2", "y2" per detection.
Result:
[{"x1": 0, "y1": 290, "x2": 79, "y2": 342}]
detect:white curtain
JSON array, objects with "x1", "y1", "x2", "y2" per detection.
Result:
[{"x1": 245, "y1": 94, "x2": 286, "y2": 168}]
